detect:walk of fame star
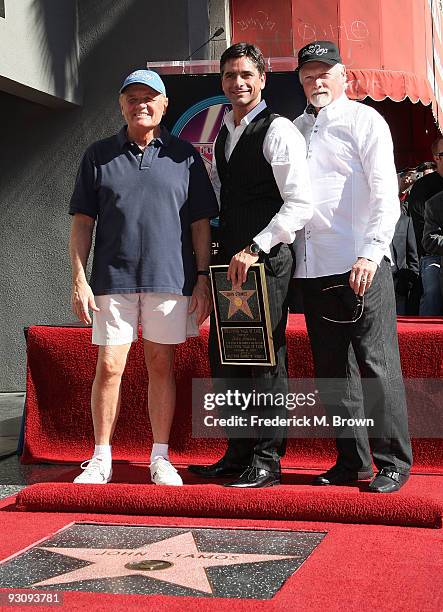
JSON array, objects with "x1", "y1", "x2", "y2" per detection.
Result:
[
  {"x1": 32, "y1": 532, "x2": 299, "y2": 594},
  {"x1": 219, "y1": 289, "x2": 256, "y2": 319}
]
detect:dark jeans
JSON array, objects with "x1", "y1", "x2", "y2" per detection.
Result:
[
  {"x1": 208, "y1": 244, "x2": 294, "y2": 472},
  {"x1": 419, "y1": 255, "x2": 443, "y2": 315},
  {"x1": 300, "y1": 258, "x2": 413, "y2": 475},
  {"x1": 392, "y1": 270, "x2": 418, "y2": 315}
]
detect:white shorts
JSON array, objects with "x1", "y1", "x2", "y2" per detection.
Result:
[{"x1": 92, "y1": 293, "x2": 198, "y2": 346}]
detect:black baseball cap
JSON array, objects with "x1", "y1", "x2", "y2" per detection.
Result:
[{"x1": 297, "y1": 40, "x2": 342, "y2": 71}]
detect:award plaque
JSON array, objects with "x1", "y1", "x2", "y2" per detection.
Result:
[{"x1": 210, "y1": 263, "x2": 275, "y2": 366}]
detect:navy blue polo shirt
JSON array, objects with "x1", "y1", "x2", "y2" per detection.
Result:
[{"x1": 69, "y1": 126, "x2": 218, "y2": 296}]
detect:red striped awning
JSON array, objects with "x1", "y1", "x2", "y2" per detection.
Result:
[
  {"x1": 231, "y1": 0, "x2": 443, "y2": 130},
  {"x1": 346, "y1": 69, "x2": 433, "y2": 105}
]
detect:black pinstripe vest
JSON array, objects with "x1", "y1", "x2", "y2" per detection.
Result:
[{"x1": 214, "y1": 108, "x2": 283, "y2": 260}]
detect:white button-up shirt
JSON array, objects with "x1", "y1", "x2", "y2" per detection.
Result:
[
  {"x1": 293, "y1": 94, "x2": 400, "y2": 278},
  {"x1": 211, "y1": 100, "x2": 313, "y2": 253}
]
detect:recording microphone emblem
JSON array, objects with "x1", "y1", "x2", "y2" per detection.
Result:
[{"x1": 184, "y1": 27, "x2": 225, "y2": 61}]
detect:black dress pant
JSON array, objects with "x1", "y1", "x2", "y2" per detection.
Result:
[
  {"x1": 300, "y1": 258, "x2": 413, "y2": 475},
  {"x1": 208, "y1": 244, "x2": 294, "y2": 472}
]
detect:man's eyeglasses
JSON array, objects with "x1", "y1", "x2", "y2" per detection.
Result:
[
  {"x1": 321, "y1": 284, "x2": 364, "y2": 324},
  {"x1": 435, "y1": 152, "x2": 443, "y2": 158}
]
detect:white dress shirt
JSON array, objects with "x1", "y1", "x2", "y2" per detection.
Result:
[
  {"x1": 210, "y1": 100, "x2": 313, "y2": 253},
  {"x1": 293, "y1": 94, "x2": 400, "y2": 278}
]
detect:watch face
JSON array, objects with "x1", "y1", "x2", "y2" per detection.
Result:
[{"x1": 250, "y1": 243, "x2": 260, "y2": 255}]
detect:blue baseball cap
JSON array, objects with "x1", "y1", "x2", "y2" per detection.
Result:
[{"x1": 119, "y1": 69, "x2": 166, "y2": 96}]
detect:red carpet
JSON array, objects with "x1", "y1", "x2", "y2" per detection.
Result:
[
  {"x1": 0, "y1": 506, "x2": 441, "y2": 611},
  {"x1": 15, "y1": 478, "x2": 443, "y2": 528},
  {"x1": 9, "y1": 318, "x2": 442, "y2": 610},
  {"x1": 22, "y1": 316, "x2": 443, "y2": 472},
  {"x1": 12, "y1": 464, "x2": 443, "y2": 529}
]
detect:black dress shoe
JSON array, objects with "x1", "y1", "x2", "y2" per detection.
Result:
[
  {"x1": 225, "y1": 466, "x2": 281, "y2": 488},
  {"x1": 187, "y1": 457, "x2": 246, "y2": 479},
  {"x1": 313, "y1": 464, "x2": 374, "y2": 486},
  {"x1": 368, "y1": 468, "x2": 409, "y2": 493}
]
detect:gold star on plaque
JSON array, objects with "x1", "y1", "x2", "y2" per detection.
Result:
[{"x1": 219, "y1": 289, "x2": 256, "y2": 318}]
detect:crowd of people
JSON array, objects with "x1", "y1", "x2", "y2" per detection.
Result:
[
  {"x1": 68, "y1": 39, "x2": 431, "y2": 495},
  {"x1": 393, "y1": 152, "x2": 443, "y2": 316}
]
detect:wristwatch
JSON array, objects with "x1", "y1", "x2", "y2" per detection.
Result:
[{"x1": 249, "y1": 242, "x2": 262, "y2": 256}]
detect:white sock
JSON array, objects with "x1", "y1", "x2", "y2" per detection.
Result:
[
  {"x1": 93, "y1": 444, "x2": 112, "y2": 466},
  {"x1": 151, "y1": 443, "x2": 169, "y2": 463}
]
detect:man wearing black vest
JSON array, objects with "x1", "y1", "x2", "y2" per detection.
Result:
[{"x1": 188, "y1": 43, "x2": 313, "y2": 488}]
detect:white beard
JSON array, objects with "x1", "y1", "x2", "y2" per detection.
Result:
[{"x1": 310, "y1": 91, "x2": 332, "y2": 108}]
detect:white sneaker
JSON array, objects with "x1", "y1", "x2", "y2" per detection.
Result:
[
  {"x1": 150, "y1": 457, "x2": 183, "y2": 486},
  {"x1": 73, "y1": 457, "x2": 112, "y2": 484}
]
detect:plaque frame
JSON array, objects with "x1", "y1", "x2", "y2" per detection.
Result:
[{"x1": 210, "y1": 263, "x2": 275, "y2": 366}]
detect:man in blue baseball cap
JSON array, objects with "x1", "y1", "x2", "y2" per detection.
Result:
[
  {"x1": 69, "y1": 68, "x2": 218, "y2": 487},
  {"x1": 119, "y1": 69, "x2": 167, "y2": 96}
]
